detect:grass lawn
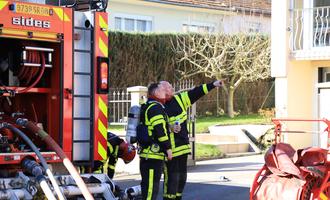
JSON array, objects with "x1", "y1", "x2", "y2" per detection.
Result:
[
  {"x1": 196, "y1": 114, "x2": 272, "y2": 133},
  {"x1": 108, "y1": 115, "x2": 268, "y2": 160},
  {"x1": 195, "y1": 143, "x2": 223, "y2": 160},
  {"x1": 109, "y1": 114, "x2": 271, "y2": 133},
  {"x1": 108, "y1": 125, "x2": 125, "y2": 132}
]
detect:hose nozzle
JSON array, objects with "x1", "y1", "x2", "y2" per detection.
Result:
[
  {"x1": 21, "y1": 157, "x2": 44, "y2": 177},
  {"x1": 16, "y1": 118, "x2": 28, "y2": 126}
]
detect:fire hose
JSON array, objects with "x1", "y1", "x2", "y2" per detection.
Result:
[
  {"x1": 21, "y1": 158, "x2": 57, "y2": 200},
  {"x1": 16, "y1": 51, "x2": 46, "y2": 94},
  {"x1": 16, "y1": 118, "x2": 95, "y2": 200},
  {"x1": 0, "y1": 51, "x2": 46, "y2": 96},
  {"x1": 0, "y1": 123, "x2": 60, "y2": 200},
  {"x1": 0, "y1": 50, "x2": 46, "y2": 95}
]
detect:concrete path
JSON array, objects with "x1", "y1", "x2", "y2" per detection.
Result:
[{"x1": 114, "y1": 154, "x2": 265, "y2": 200}]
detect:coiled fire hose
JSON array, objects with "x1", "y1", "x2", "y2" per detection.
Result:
[
  {"x1": 0, "y1": 51, "x2": 46, "y2": 96},
  {"x1": 16, "y1": 51, "x2": 46, "y2": 94},
  {"x1": 16, "y1": 118, "x2": 94, "y2": 200},
  {"x1": 1, "y1": 123, "x2": 58, "y2": 200}
]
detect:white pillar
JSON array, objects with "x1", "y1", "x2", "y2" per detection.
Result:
[
  {"x1": 271, "y1": 0, "x2": 290, "y2": 78},
  {"x1": 127, "y1": 86, "x2": 148, "y2": 106},
  {"x1": 303, "y1": 0, "x2": 313, "y2": 50},
  {"x1": 272, "y1": 0, "x2": 290, "y2": 120}
]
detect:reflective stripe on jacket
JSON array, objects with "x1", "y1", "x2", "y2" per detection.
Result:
[
  {"x1": 139, "y1": 99, "x2": 171, "y2": 161},
  {"x1": 165, "y1": 82, "x2": 215, "y2": 157}
]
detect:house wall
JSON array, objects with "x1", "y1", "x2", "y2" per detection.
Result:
[
  {"x1": 286, "y1": 60, "x2": 314, "y2": 148},
  {"x1": 272, "y1": 0, "x2": 330, "y2": 149},
  {"x1": 107, "y1": 0, "x2": 271, "y2": 33},
  {"x1": 285, "y1": 60, "x2": 330, "y2": 149}
]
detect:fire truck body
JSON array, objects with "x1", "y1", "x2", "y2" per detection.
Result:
[
  {"x1": 0, "y1": 0, "x2": 108, "y2": 167},
  {"x1": 0, "y1": 1, "x2": 114, "y2": 199}
]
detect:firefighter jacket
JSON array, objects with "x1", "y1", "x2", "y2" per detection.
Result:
[
  {"x1": 93, "y1": 132, "x2": 123, "y2": 175},
  {"x1": 164, "y1": 82, "x2": 216, "y2": 157},
  {"x1": 106, "y1": 132, "x2": 123, "y2": 171},
  {"x1": 139, "y1": 98, "x2": 171, "y2": 161}
]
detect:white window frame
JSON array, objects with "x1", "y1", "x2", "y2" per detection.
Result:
[
  {"x1": 310, "y1": 0, "x2": 330, "y2": 49},
  {"x1": 114, "y1": 13, "x2": 153, "y2": 32},
  {"x1": 247, "y1": 21, "x2": 262, "y2": 33},
  {"x1": 182, "y1": 21, "x2": 215, "y2": 33}
]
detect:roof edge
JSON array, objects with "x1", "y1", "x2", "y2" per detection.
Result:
[{"x1": 143, "y1": 0, "x2": 271, "y2": 15}]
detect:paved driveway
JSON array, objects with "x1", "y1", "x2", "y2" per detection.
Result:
[{"x1": 114, "y1": 155, "x2": 265, "y2": 200}]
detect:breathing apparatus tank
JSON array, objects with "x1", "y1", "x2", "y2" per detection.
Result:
[{"x1": 126, "y1": 105, "x2": 140, "y2": 144}]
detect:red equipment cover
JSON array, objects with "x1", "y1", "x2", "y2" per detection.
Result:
[
  {"x1": 264, "y1": 143, "x2": 301, "y2": 178},
  {"x1": 294, "y1": 147, "x2": 327, "y2": 167},
  {"x1": 253, "y1": 143, "x2": 328, "y2": 200},
  {"x1": 253, "y1": 174, "x2": 305, "y2": 200}
]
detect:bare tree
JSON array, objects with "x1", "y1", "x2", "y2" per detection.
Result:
[{"x1": 174, "y1": 33, "x2": 270, "y2": 118}]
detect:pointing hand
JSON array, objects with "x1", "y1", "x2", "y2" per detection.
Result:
[{"x1": 213, "y1": 80, "x2": 224, "y2": 87}]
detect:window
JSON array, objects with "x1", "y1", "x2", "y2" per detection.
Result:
[
  {"x1": 318, "y1": 67, "x2": 330, "y2": 82},
  {"x1": 137, "y1": 20, "x2": 147, "y2": 32},
  {"x1": 182, "y1": 22, "x2": 215, "y2": 33},
  {"x1": 326, "y1": 72, "x2": 330, "y2": 82},
  {"x1": 114, "y1": 17, "x2": 122, "y2": 30},
  {"x1": 124, "y1": 18, "x2": 134, "y2": 31},
  {"x1": 114, "y1": 14, "x2": 152, "y2": 32},
  {"x1": 313, "y1": 0, "x2": 330, "y2": 47},
  {"x1": 247, "y1": 21, "x2": 262, "y2": 33},
  {"x1": 314, "y1": 0, "x2": 330, "y2": 7}
]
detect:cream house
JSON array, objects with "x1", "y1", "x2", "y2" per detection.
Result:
[
  {"x1": 272, "y1": 0, "x2": 330, "y2": 149},
  {"x1": 107, "y1": 0, "x2": 271, "y2": 33}
]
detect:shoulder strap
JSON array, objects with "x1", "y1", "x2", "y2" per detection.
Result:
[
  {"x1": 143, "y1": 100, "x2": 166, "y2": 125},
  {"x1": 144, "y1": 102, "x2": 157, "y2": 125},
  {"x1": 148, "y1": 100, "x2": 164, "y2": 108}
]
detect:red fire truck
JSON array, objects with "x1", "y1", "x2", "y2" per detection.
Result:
[{"x1": 0, "y1": 0, "x2": 120, "y2": 199}]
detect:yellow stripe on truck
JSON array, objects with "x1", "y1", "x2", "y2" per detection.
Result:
[
  {"x1": 99, "y1": 38, "x2": 108, "y2": 57},
  {"x1": 97, "y1": 96, "x2": 108, "y2": 161},
  {"x1": 98, "y1": 119, "x2": 107, "y2": 140},
  {"x1": 53, "y1": 7, "x2": 70, "y2": 22},
  {"x1": 1, "y1": 28, "x2": 58, "y2": 39},
  {"x1": 320, "y1": 192, "x2": 328, "y2": 200},
  {"x1": 98, "y1": 96, "x2": 108, "y2": 117},
  {"x1": 99, "y1": 15, "x2": 108, "y2": 37},
  {"x1": 98, "y1": 142, "x2": 107, "y2": 160},
  {"x1": 0, "y1": 1, "x2": 8, "y2": 11}
]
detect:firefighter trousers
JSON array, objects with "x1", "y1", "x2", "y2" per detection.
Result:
[
  {"x1": 163, "y1": 154, "x2": 188, "y2": 200},
  {"x1": 140, "y1": 158, "x2": 164, "y2": 200},
  {"x1": 92, "y1": 160, "x2": 115, "y2": 179}
]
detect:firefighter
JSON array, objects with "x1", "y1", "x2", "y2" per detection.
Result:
[
  {"x1": 139, "y1": 82, "x2": 172, "y2": 200},
  {"x1": 93, "y1": 131, "x2": 136, "y2": 179},
  {"x1": 160, "y1": 80, "x2": 223, "y2": 200}
]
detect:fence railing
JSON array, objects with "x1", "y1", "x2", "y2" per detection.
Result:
[
  {"x1": 291, "y1": 6, "x2": 330, "y2": 51},
  {"x1": 175, "y1": 79, "x2": 195, "y2": 118},
  {"x1": 108, "y1": 89, "x2": 131, "y2": 125},
  {"x1": 173, "y1": 79, "x2": 194, "y2": 93},
  {"x1": 108, "y1": 79, "x2": 195, "y2": 125}
]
